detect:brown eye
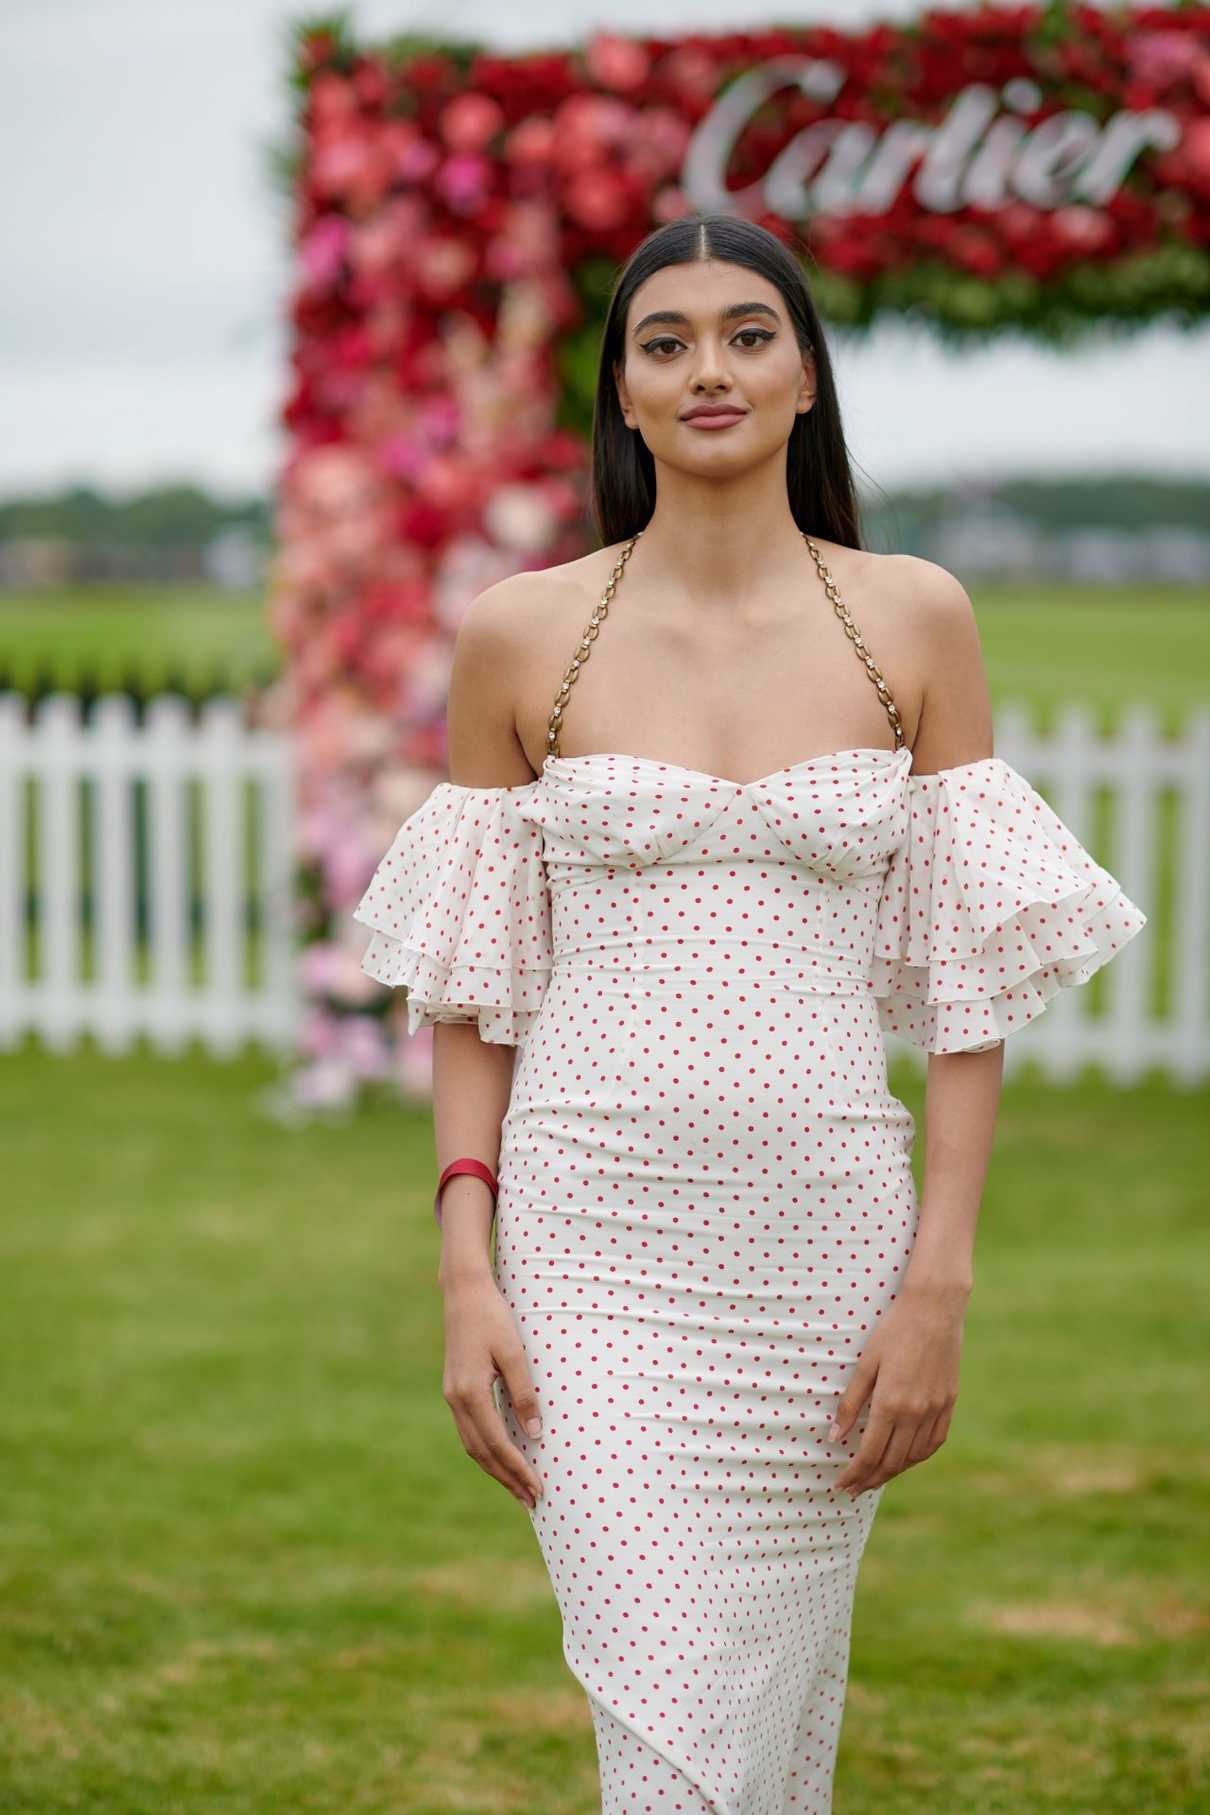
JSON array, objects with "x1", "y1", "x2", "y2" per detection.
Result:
[
  {"x1": 734, "y1": 329, "x2": 774, "y2": 348},
  {"x1": 642, "y1": 337, "x2": 682, "y2": 356}
]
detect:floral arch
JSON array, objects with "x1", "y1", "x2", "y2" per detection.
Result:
[{"x1": 268, "y1": 3, "x2": 1209, "y2": 1107}]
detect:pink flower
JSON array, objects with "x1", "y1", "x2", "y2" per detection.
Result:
[
  {"x1": 441, "y1": 92, "x2": 505, "y2": 151},
  {"x1": 655, "y1": 46, "x2": 718, "y2": 102},
  {"x1": 414, "y1": 234, "x2": 477, "y2": 299},
  {"x1": 585, "y1": 33, "x2": 650, "y2": 93},
  {"x1": 485, "y1": 200, "x2": 560, "y2": 280},
  {"x1": 1128, "y1": 30, "x2": 1203, "y2": 96},
  {"x1": 395, "y1": 134, "x2": 440, "y2": 183},
  {"x1": 505, "y1": 117, "x2": 556, "y2": 168},
  {"x1": 565, "y1": 166, "x2": 634, "y2": 231},
  {"x1": 310, "y1": 127, "x2": 392, "y2": 209},
  {"x1": 299, "y1": 216, "x2": 349, "y2": 288},
  {"x1": 630, "y1": 107, "x2": 692, "y2": 180},
  {"x1": 1051, "y1": 207, "x2": 1114, "y2": 255},
  {"x1": 419, "y1": 400, "x2": 461, "y2": 451},
  {"x1": 553, "y1": 94, "x2": 635, "y2": 172},
  {"x1": 310, "y1": 72, "x2": 359, "y2": 126},
  {"x1": 435, "y1": 152, "x2": 493, "y2": 215}
]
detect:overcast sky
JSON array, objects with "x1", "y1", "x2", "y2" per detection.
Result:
[{"x1": 5, "y1": 0, "x2": 1207, "y2": 503}]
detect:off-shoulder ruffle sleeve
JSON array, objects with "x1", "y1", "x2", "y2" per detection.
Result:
[
  {"x1": 352, "y1": 781, "x2": 552, "y2": 1046},
  {"x1": 870, "y1": 757, "x2": 1148, "y2": 1055}
]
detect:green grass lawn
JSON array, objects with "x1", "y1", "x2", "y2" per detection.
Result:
[
  {"x1": 1, "y1": 1044, "x2": 1206, "y2": 1812},
  {"x1": 0, "y1": 587, "x2": 276, "y2": 691}
]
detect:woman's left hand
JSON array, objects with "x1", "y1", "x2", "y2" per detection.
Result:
[{"x1": 829, "y1": 1278, "x2": 967, "y2": 1497}]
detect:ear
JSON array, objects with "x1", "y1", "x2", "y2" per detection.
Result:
[
  {"x1": 796, "y1": 347, "x2": 817, "y2": 417},
  {"x1": 614, "y1": 359, "x2": 636, "y2": 430}
]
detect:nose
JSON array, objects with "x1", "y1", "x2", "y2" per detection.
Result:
[{"x1": 689, "y1": 333, "x2": 732, "y2": 392}]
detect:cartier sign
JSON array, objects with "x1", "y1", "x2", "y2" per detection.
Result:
[{"x1": 682, "y1": 57, "x2": 1182, "y2": 218}]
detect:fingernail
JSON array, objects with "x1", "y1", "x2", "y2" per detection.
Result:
[
  {"x1": 828, "y1": 1422, "x2": 841, "y2": 1439},
  {"x1": 526, "y1": 1418, "x2": 543, "y2": 1438}
]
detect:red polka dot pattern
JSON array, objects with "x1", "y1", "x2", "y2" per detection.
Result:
[
  {"x1": 871, "y1": 755, "x2": 1148, "y2": 1053},
  {"x1": 354, "y1": 745, "x2": 1147, "y2": 1811},
  {"x1": 353, "y1": 779, "x2": 554, "y2": 1045}
]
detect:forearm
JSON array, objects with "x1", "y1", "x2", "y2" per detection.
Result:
[
  {"x1": 431, "y1": 1021, "x2": 516, "y2": 1288},
  {"x1": 902, "y1": 1042, "x2": 1005, "y2": 1299}
]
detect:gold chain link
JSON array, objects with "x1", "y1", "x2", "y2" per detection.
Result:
[
  {"x1": 544, "y1": 527, "x2": 903, "y2": 761},
  {"x1": 545, "y1": 530, "x2": 644, "y2": 762},
  {"x1": 801, "y1": 536, "x2": 905, "y2": 749}
]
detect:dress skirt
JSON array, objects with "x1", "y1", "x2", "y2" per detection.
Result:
[{"x1": 491, "y1": 960, "x2": 919, "y2": 1813}]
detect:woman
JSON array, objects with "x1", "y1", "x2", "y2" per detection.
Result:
[{"x1": 354, "y1": 215, "x2": 1147, "y2": 1813}]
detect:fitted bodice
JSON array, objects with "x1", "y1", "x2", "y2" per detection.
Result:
[{"x1": 515, "y1": 745, "x2": 912, "y2": 996}]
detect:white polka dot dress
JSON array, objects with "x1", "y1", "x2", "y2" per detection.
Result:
[{"x1": 353, "y1": 734, "x2": 1147, "y2": 1812}]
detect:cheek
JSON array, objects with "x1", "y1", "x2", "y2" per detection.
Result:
[
  {"x1": 630, "y1": 365, "x2": 681, "y2": 409},
  {"x1": 747, "y1": 349, "x2": 806, "y2": 405},
  {"x1": 743, "y1": 386, "x2": 801, "y2": 446}
]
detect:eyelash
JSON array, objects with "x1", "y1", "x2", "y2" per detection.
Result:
[{"x1": 641, "y1": 329, "x2": 775, "y2": 356}]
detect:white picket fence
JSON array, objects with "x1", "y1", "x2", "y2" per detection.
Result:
[
  {"x1": 0, "y1": 691, "x2": 1206, "y2": 1082},
  {"x1": 0, "y1": 692, "x2": 299, "y2": 1055},
  {"x1": 974, "y1": 701, "x2": 1206, "y2": 1088}
]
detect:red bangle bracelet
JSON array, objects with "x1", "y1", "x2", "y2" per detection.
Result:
[{"x1": 433, "y1": 1157, "x2": 499, "y2": 1227}]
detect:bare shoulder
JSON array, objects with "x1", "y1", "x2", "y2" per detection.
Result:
[
  {"x1": 811, "y1": 541, "x2": 971, "y2": 631},
  {"x1": 454, "y1": 547, "x2": 624, "y2": 681},
  {"x1": 853, "y1": 549, "x2": 983, "y2": 675},
  {"x1": 867, "y1": 554, "x2": 992, "y2": 767},
  {"x1": 463, "y1": 544, "x2": 619, "y2": 629},
  {"x1": 882, "y1": 552, "x2": 975, "y2": 625},
  {"x1": 844, "y1": 548, "x2": 976, "y2": 634},
  {"x1": 447, "y1": 547, "x2": 626, "y2": 783}
]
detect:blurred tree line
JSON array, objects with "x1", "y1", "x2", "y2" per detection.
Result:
[{"x1": 0, "y1": 484, "x2": 269, "y2": 549}]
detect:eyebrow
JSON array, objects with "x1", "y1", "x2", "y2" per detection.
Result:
[{"x1": 632, "y1": 301, "x2": 781, "y2": 337}]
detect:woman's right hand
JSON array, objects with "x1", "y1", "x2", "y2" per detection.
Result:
[{"x1": 440, "y1": 1272, "x2": 545, "y2": 1511}]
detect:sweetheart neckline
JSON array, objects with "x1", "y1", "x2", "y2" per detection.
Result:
[{"x1": 542, "y1": 744, "x2": 914, "y2": 791}]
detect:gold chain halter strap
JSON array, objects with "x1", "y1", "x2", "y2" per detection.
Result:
[
  {"x1": 545, "y1": 530, "x2": 645, "y2": 764},
  {"x1": 544, "y1": 527, "x2": 904, "y2": 762},
  {"x1": 801, "y1": 535, "x2": 905, "y2": 750}
]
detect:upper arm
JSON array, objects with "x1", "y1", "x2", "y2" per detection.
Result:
[
  {"x1": 444, "y1": 574, "x2": 538, "y2": 789},
  {"x1": 899, "y1": 558, "x2": 994, "y2": 777}
]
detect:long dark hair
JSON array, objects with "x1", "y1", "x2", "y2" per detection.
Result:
[{"x1": 591, "y1": 214, "x2": 862, "y2": 551}]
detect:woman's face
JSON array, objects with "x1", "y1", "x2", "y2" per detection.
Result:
[{"x1": 613, "y1": 259, "x2": 815, "y2": 478}]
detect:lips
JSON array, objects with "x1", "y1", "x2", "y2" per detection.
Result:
[{"x1": 681, "y1": 407, "x2": 748, "y2": 429}]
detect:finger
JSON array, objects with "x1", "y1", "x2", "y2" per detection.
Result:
[
  {"x1": 900, "y1": 1418, "x2": 937, "y2": 1468},
  {"x1": 449, "y1": 1397, "x2": 540, "y2": 1509},
  {"x1": 830, "y1": 1363, "x2": 876, "y2": 1441},
  {"x1": 834, "y1": 1409, "x2": 894, "y2": 1494},
  {"x1": 916, "y1": 1403, "x2": 953, "y2": 1458},
  {"x1": 865, "y1": 1420, "x2": 918, "y2": 1487},
  {"x1": 453, "y1": 1408, "x2": 529, "y2": 1510},
  {"x1": 469, "y1": 1392, "x2": 545, "y2": 1503},
  {"x1": 491, "y1": 1364, "x2": 547, "y2": 1503},
  {"x1": 497, "y1": 1346, "x2": 545, "y2": 1445}
]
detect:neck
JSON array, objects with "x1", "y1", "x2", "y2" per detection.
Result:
[{"x1": 627, "y1": 454, "x2": 825, "y2": 622}]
